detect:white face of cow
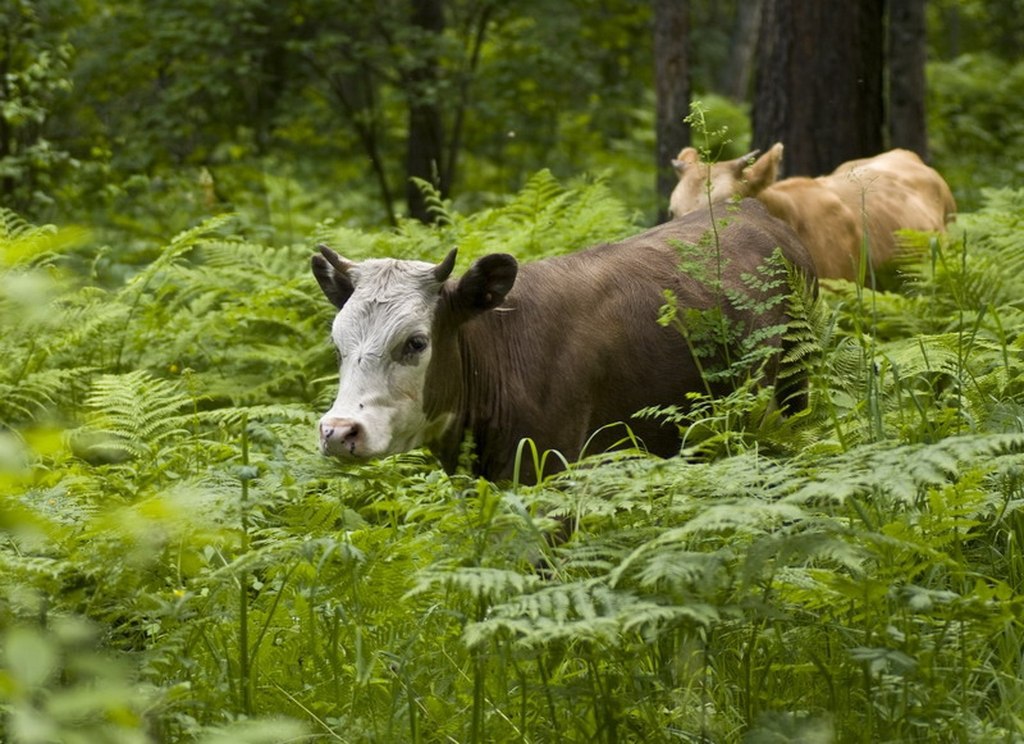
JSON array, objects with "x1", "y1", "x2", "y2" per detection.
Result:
[
  {"x1": 311, "y1": 245, "x2": 517, "y2": 465},
  {"x1": 321, "y1": 257, "x2": 447, "y2": 460}
]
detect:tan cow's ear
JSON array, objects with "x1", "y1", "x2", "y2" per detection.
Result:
[
  {"x1": 452, "y1": 253, "x2": 518, "y2": 314},
  {"x1": 744, "y1": 143, "x2": 784, "y2": 194},
  {"x1": 673, "y1": 147, "x2": 700, "y2": 173},
  {"x1": 312, "y1": 244, "x2": 356, "y2": 309}
]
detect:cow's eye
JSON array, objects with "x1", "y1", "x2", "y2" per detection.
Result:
[{"x1": 404, "y1": 333, "x2": 429, "y2": 355}]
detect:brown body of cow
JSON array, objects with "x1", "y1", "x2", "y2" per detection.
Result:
[
  {"x1": 313, "y1": 199, "x2": 815, "y2": 483},
  {"x1": 669, "y1": 144, "x2": 957, "y2": 287}
]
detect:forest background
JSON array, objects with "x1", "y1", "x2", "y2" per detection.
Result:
[{"x1": 3, "y1": 1, "x2": 1024, "y2": 742}]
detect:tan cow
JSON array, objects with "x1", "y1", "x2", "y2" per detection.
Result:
[{"x1": 669, "y1": 144, "x2": 957, "y2": 286}]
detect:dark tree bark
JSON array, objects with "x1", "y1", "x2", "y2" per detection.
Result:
[
  {"x1": 752, "y1": 0, "x2": 885, "y2": 176},
  {"x1": 888, "y1": 0, "x2": 928, "y2": 159},
  {"x1": 0, "y1": 25, "x2": 14, "y2": 204},
  {"x1": 405, "y1": 0, "x2": 447, "y2": 223},
  {"x1": 305, "y1": 52, "x2": 397, "y2": 226},
  {"x1": 941, "y1": 5, "x2": 961, "y2": 59},
  {"x1": 442, "y1": 2, "x2": 495, "y2": 203},
  {"x1": 718, "y1": 0, "x2": 762, "y2": 101},
  {"x1": 654, "y1": 0, "x2": 690, "y2": 223}
]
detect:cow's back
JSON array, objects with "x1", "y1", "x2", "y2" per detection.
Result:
[
  {"x1": 821, "y1": 149, "x2": 956, "y2": 271},
  {"x1": 453, "y1": 199, "x2": 814, "y2": 480},
  {"x1": 670, "y1": 146, "x2": 956, "y2": 286},
  {"x1": 759, "y1": 178, "x2": 862, "y2": 281}
]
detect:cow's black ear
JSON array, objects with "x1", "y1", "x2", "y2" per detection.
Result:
[
  {"x1": 453, "y1": 253, "x2": 518, "y2": 313},
  {"x1": 312, "y1": 244, "x2": 355, "y2": 309}
]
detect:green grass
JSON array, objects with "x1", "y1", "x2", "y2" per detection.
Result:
[{"x1": 2, "y1": 178, "x2": 1024, "y2": 742}]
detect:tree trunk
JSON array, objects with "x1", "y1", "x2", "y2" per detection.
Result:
[
  {"x1": 405, "y1": 0, "x2": 447, "y2": 224},
  {"x1": 753, "y1": 0, "x2": 885, "y2": 176},
  {"x1": 0, "y1": 23, "x2": 15, "y2": 204},
  {"x1": 653, "y1": 0, "x2": 690, "y2": 223},
  {"x1": 888, "y1": 0, "x2": 928, "y2": 159},
  {"x1": 443, "y1": 2, "x2": 494, "y2": 203},
  {"x1": 718, "y1": 0, "x2": 762, "y2": 101}
]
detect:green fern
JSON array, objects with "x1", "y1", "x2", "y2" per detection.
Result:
[
  {"x1": 463, "y1": 169, "x2": 635, "y2": 261},
  {"x1": 0, "y1": 207, "x2": 71, "y2": 268},
  {"x1": 408, "y1": 176, "x2": 456, "y2": 227},
  {"x1": 77, "y1": 370, "x2": 194, "y2": 463},
  {"x1": 0, "y1": 367, "x2": 92, "y2": 424},
  {"x1": 5, "y1": 185, "x2": 1024, "y2": 742}
]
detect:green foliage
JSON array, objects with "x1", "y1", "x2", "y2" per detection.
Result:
[
  {"x1": 4, "y1": 2, "x2": 1024, "y2": 737},
  {"x1": 928, "y1": 0, "x2": 1024, "y2": 61},
  {"x1": 685, "y1": 95, "x2": 753, "y2": 162},
  {"x1": 0, "y1": 0, "x2": 80, "y2": 216},
  {"x1": 4, "y1": 177, "x2": 1024, "y2": 742},
  {"x1": 927, "y1": 53, "x2": 1024, "y2": 211},
  {"x1": 53, "y1": 0, "x2": 671, "y2": 237},
  {"x1": 1, "y1": 618, "x2": 153, "y2": 744}
]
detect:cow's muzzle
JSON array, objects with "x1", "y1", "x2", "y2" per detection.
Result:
[{"x1": 319, "y1": 417, "x2": 365, "y2": 458}]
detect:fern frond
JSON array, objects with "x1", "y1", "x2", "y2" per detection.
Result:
[
  {"x1": 466, "y1": 578, "x2": 720, "y2": 649},
  {"x1": 0, "y1": 367, "x2": 94, "y2": 423},
  {"x1": 408, "y1": 177, "x2": 455, "y2": 226},
  {"x1": 463, "y1": 579, "x2": 622, "y2": 648},
  {"x1": 194, "y1": 404, "x2": 315, "y2": 429},
  {"x1": 460, "y1": 170, "x2": 636, "y2": 261},
  {"x1": 120, "y1": 214, "x2": 237, "y2": 296},
  {"x1": 407, "y1": 564, "x2": 541, "y2": 604},
  {"x1": 0, "y1": 208, "x2": 40, "y2": 242},
  {"x1": 785, "y1": 432, "x2": 1024, "y2": 508},
  {"x1": 80, "y1": 370, "x2": 193, "y2": 461},
  {"x1": 0, "y1": 207, "x2": 81, "y2": 267},
  {"x1": 610, "y1": 540, "x2": 726, "y2": 592},
  {"x1": 496, "y1": 169, "x2": 566, "y2": 226}
]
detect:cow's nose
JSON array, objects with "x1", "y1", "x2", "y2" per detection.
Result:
[{"x1": 319, "y1": 417, "x2": 363, "y2": 457}]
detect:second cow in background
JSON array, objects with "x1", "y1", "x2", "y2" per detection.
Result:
[{"x1": 669, "y1": 144, "x2": 957, "y2": 288}]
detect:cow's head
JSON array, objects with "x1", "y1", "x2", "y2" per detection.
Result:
[
  {"x1": 311, "y1": 244, "x2": 517, "y2": 463},
  {"x1": 668, "y1": 143, "x2": 784, "y2": 218}
]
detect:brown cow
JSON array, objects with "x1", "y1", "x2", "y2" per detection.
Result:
[
  {"x1": 312, "y1": 199, "x2": 815, "y2": 483},
  {"x1": 669, "y1": 144, "x2": 957, "y2": 286}
]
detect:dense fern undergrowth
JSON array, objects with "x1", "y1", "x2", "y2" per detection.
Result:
[{"x1": 2, "y1": 175, "x2": 1024, "y2": 743}]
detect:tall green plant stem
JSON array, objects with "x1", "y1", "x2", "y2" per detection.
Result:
[
  {"x1": 686, "y1": 102, "x2": 733, "y2": 372},
  {"x1": 853, "y1": 188, "x2": 883, "y2": 442},
  {"x1": 238, "y1": 412, "x2": 252, "y2": 715}
]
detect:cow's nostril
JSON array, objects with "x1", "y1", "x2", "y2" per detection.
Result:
[{"x1": 320, "y1": 418, "x2": 363, "y2": 456}]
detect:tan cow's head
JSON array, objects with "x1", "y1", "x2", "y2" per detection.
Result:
[{"x1": 668, "y1": 142, "x2": 784, "y2": 218}]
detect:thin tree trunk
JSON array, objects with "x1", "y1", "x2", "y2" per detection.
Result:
[
  {"x1": 405, "y1": 0, "x2": 446, "y2": 223},
  {"x1": 0, "y1": 24, "x2": 15, "y2": 203},
  {"x1": 888, "y1": 0, "x2": 928, "y2": 159},
  {"x1": 653, "y1": 0, "x2": 689, "y2": 223},
  {"x1": 718, "y1": 0, "x2": 762, "y2": 101},
  {"x1": 306, "y1": 53, "x2": 397, "y2": 226},
  {"x1": 943, "y1": 5, "x2": 960, "y2": 58},
  {"x1": 443, "y1": 1, "x2": 495, "y2": 202}
]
